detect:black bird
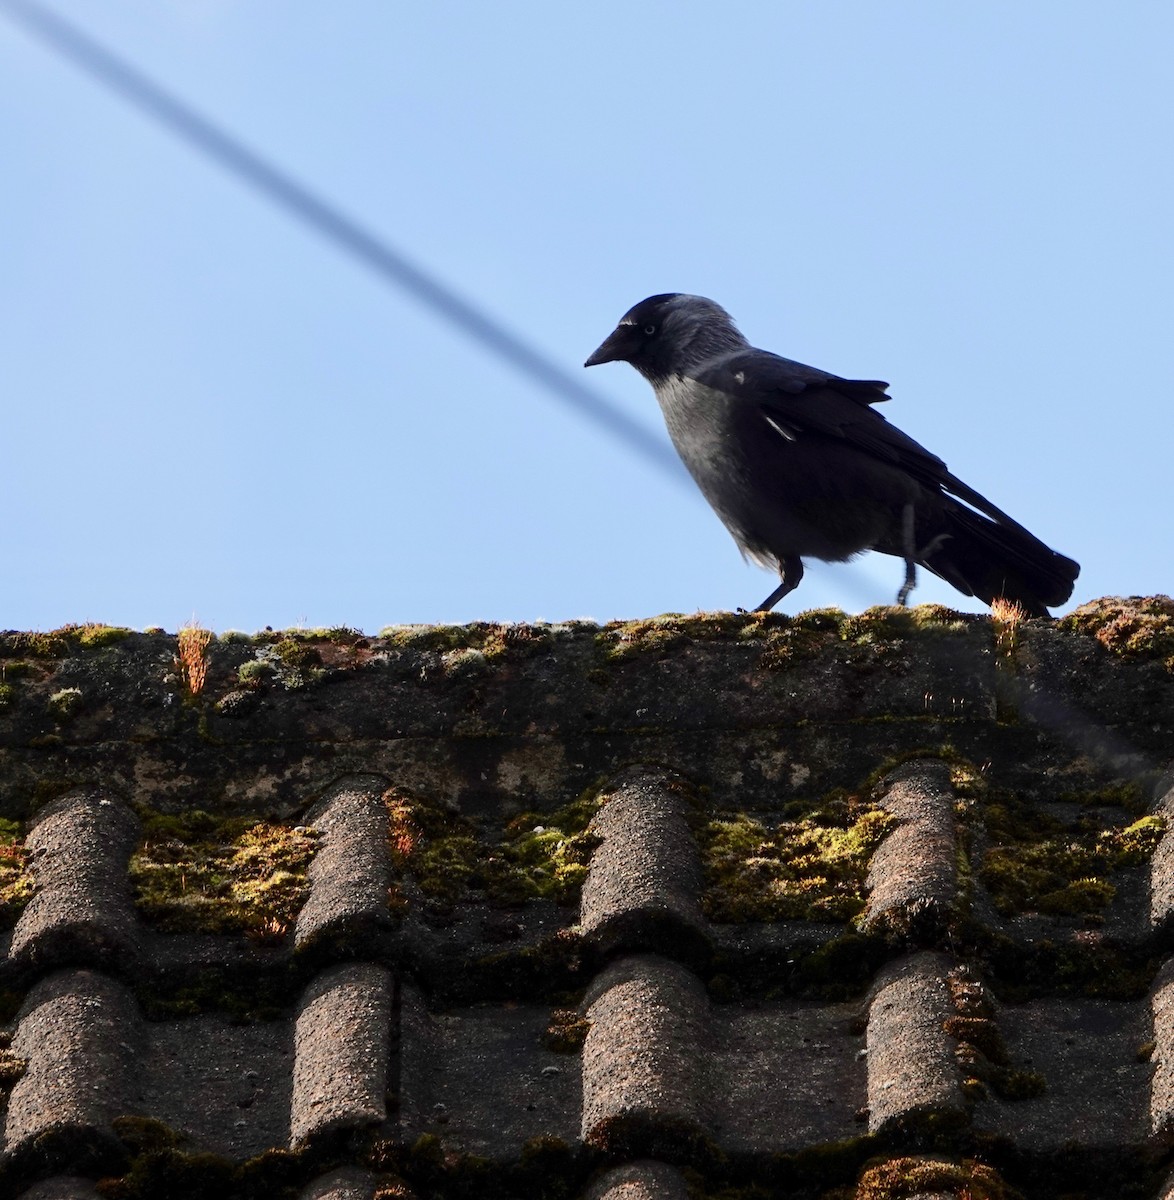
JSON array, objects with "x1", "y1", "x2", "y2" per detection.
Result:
[{"x1": 585, "y1": 293, "x2": 1079, "y2": 616}]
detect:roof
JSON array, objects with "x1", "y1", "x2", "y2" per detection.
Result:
[{"x1": 0, "y1": 596, "x2": 1172, "y2": 1199}]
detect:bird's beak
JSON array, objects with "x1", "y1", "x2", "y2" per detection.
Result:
[{"x1": 584, "y1": 325, "x2": 631, "y2": 368}]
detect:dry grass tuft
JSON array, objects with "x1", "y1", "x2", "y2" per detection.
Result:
[
  {"x1": 176, "y1": 623, "x2": 212, "y2": 696},
  {"x1": 990, "y1": 597, "x2": 1026, "y2": 626},
  {"x1": 990, "y1": 597, "x2": 1026, "y2": 659}
]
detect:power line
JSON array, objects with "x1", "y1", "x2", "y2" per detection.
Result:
[
  {"x1": 0, "y1": 0, "x2": 686, "y2": 481},
  {"x1": 1, "y1": 0, "x2": 892, "y2": 608}
]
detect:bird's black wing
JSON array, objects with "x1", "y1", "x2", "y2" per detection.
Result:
[
  {"x1": 695, "y1": 349, "x2": 1036, "y2": 538},
  {"x1": 703, "y1": 349, "x2": 890, "y2": 402}
]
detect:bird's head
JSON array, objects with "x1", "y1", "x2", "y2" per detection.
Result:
[{"x1": 584, "y1": 293, "x2": 748, "y2": 384}]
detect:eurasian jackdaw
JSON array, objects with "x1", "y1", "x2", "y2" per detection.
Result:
[{"x1": 585, "y1": 293, "x2": 1079, "y2": 615}]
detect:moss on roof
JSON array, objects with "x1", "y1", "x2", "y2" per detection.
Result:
[
  {"x1": 1058, "y1": 595, "x2": 1174, "y2": 668},
  {"x1": 0, "y1": 818, "x2": 31, "y2": 929},
  {"x1": 701, "y1": 791, "x2": 898, "y2": 923},
  {"x1": 129, "y1": 810, "x2": 320, "y2": 938},
  {"x1": 387, "y1": 783, "x2": 604, "y2": 909}
]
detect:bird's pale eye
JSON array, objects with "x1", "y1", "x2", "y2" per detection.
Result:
[{"x1": 643, "y1": 324, "x2": 656, "y2": 335}]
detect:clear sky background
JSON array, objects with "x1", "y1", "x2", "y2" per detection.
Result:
[{"x1": 2, "y1": 2, "x2": 1171, "y2": 634}]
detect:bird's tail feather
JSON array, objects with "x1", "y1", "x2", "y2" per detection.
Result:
[{"x1": 920, "y1": 501, "x2": 1079, "y2": 617}]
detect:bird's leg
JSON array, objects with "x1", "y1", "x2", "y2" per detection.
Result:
[
  {"x1": 753, "y1": 555, "x2": 804, "y2": 612},
  {"x1": 896, "y1": 503, "x2": 917, "y2": 606}
]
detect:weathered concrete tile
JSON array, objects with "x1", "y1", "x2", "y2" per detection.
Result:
[
  {"x1": 864, "y1": 760, "x2": 958, "y2": 942},
  {"x1": 5, "y1": 969, "x2": 139, "y2": 1165},
  {"x1": 581, "y1": 768, "x2": 707, "y2": 964},
  {"x1": 295, "y1": 776, "x2": 392, "y2": 957},
  {"x1": 866, "y1": 952, "x2": 965, "y2": 1135},
  {"x1": 11, "y1": 791, "x2": 140, "y2": 973},
  {"x1": 584, "y1": 1160, "x2": 689, "y2": 1200},
  {"x1": 291, "y1": 963, "x2": 392, "y2": 1149},
  {"x1": 581, "y1": 954, "x2": 710, "y2": 1152}
]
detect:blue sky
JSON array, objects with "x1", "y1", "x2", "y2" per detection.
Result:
[{"x1": 2, "y1": 2, "x2": 1171, "y2": 633}]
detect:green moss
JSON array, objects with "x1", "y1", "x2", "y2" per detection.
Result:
[
  {"x1": 946, "y1": 1008, "x2": 1047, "y2": 1103},
  {"x1": 75, "y1": 623, "x2": 134, "y2": 648},
  {"x1": 237, "y1": 659, "x2": 276, "y2": 685},
  {"x1": 129, "y1": 810, "x2": 319, "y2": 936},
  {"x1": 1059, "y1": 595, "x2": 1174, "y2": 669},
  {"x1": 280, "y1": 625, "x2": 366, "y2": 645},
  {"x1": 47, "y1": 686, "x2": 84, "y2": 720},
  {"x1": 945, "y1": 1015, "x2": 1008, "y2": 1063},
  {"x1": 1035, "y1": 876, "x2": 1117, "y2": 915},
  {"x1": 387, "y1": 783, "x2": 605, "y2": 909},
  {"x1": 273, "y1": 638, "x2": 322, "y2": 671},
  {"x1": 0, "y1": 818, "x2": 32, "y2": 929},
  {"x1": 324, "y1": 625, "x2": 366, "y2": 643},
  {"x1": 379, "y1": 621, "x2": 555, "y2": 666},
  {"x1": 1058, "y1": 781, "x2": 1152, "y2": 816},
  {"x1": 543, "y1": 1008, "x2": 591, "y2": 1052},
  {"x1": 1114, "y1": 814, "x2": 1166, "y2": 859},
  {"x1": 113, "y1": 1115, "x2": 186, "y2": 1153},
  {"x1": 0, "y1": 624, "x2": 131, "y2": 659},
  {"x1": 765, "y1": 604, "x2": 973, "y2": 672},
  {"x1": 959, "y1": 915, "x2": 1159, "y2": 1002},
  {"x1": 596, "y1": 611, "x2": 765, "y2": 662},
  {"x1": 233, "y1": 639, "x2": 328, "y2": 691},
  {"x1": 386, "y1": 791, "x2": 479, "y2": 905},
  {"x1": 408, "y1": 1132, "x2": 444, "y2": 1169},
  {"x1": 701, "y1": 795, "x2": 898, "y2": 923},
  {"x1": 593, "y1": 603, "x2": 970, "y2": 668},
  {"x1": 583, "y1": 1111, "x2": 724, "y2": 1166},
  {"x1": 979, "y1": 793, "x2": 1165, "y2": 918},
  {"x1": 489, "y1": 787, "x2": 604, "y2": 903},
  {"x1": 365, "y1": 1126, "x2": 585, "y2": 1199},
  {"x1": 266, "y1": 639, "x2": 324, "y2": 689},
  {"x1": 0, "y1": 1032, "x2": 27, "y2": 1093},
  {"x1": 470, "y1": 928, "x2": 584, "y2": 1004},
  {"x1": 857, "y1": 746, "x2": 980, "y2": 796},
  {"x1": 490, "y1": 824, "x2": 597, "y2": 903},
  {"x1": 838, "y1": 604, "x2": 973, "y2": 644},
  {"x1": 382, "y1": 623, "x2": 485, "y2": 652},
  {"x1": 590, "y1": 603, "x2": 972, "y2": 667},
  {"x1": 788, "y1": 932, "x2": 890, "y2": 1000},
  {"x1": 758, "y1": 624, "x2": 835, "y2": 670},
  {"x1": 134, "y1": 967, "x2": 299, "y2": 1022},
  {"x1": 989, "y1": 1067, "x2": 1047, "y2": 1101},
  {"x1": 100, "y1": 1149, "x2": 235, "y2": 1200},
  {"x1": 442, "y1": 647, "x2": 489, "y2": 676},
  {"x1": 97, "y1": 1142, "x2": 308, "y2": 1200},
  {"x1": 0, "y1": 630, "x2": 71, "y2": 658}
]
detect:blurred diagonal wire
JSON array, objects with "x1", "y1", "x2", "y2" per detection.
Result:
[
  {"x1": 2, "y1": 0, "x2": 889, "y2": 606},
  {"x1": 0, "y1": 0, "x2": 686, "y2": 480}
]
